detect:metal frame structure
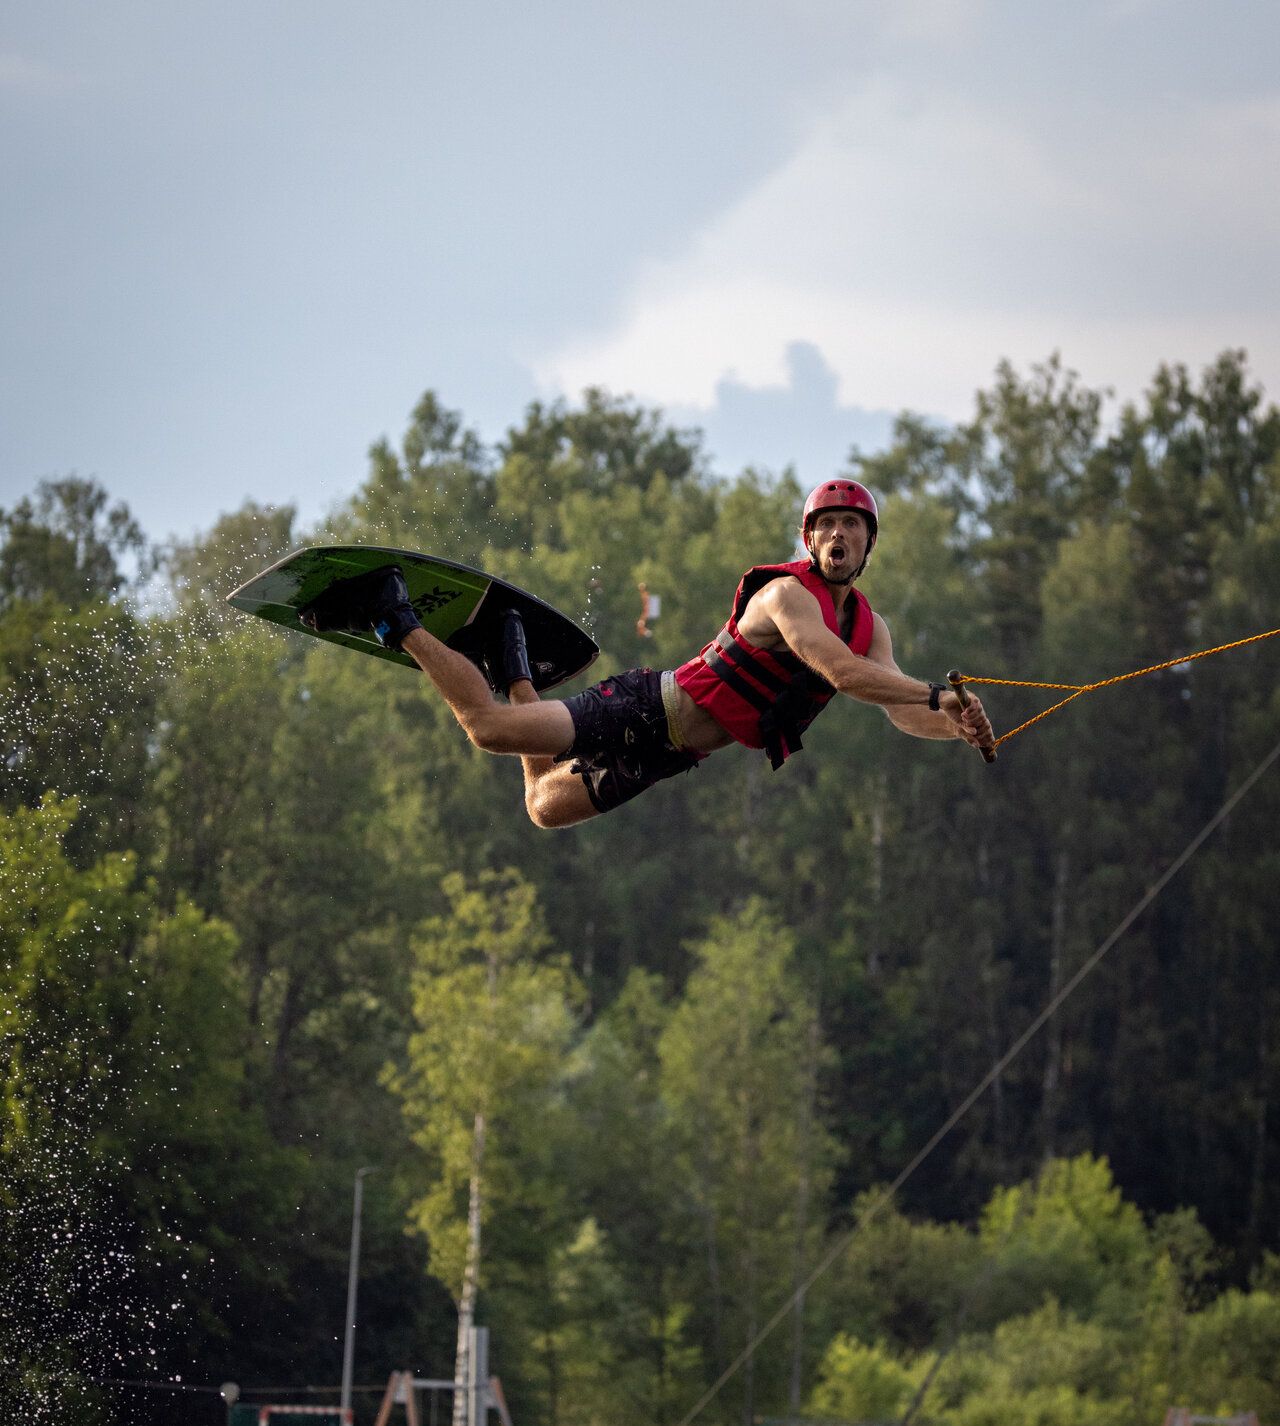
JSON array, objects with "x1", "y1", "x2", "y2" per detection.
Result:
[{"x1": 373, "y1": 1328, "x2": 512, "y2": 1426}]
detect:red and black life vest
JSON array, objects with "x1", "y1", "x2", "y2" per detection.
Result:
[{"x1": 674, "y1": 560, "x2": 875, "y2": 769}]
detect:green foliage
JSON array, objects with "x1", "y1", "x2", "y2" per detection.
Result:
[
  {"x1": 389, "y1": 869, "x2": 583, "y2": 1425},
  {"x1": 536, "y1": 1217, "x2": 701, "y2": 1426},
  {"x1": 0, "y1": 794, "x2": 141, "y2": 1144},
  {"x1": 0, "y1": 596, "x2": 159, "y2": 859},
  {"x1": 810, "y1": 1159, "x2": 1279, "y2": 1426},
  {"x1": 391, "y1": 868, "x2": 577, "y2": 1282},
  {"x1": 813, "y1": 1194, "x2": 984, "y2": 1356},
  {"x1": 165, "y1": 499, "x2": 298, "y2": 619},
  {"x1": 332, "y1": 391, "x2": 494, "y2": 555},
  {"x1": 933, "y1": 1306, "x2": 1130, "y2": 1426},
  {"x1": 6, "y1": 352, "x2": 1280, "y2": 1423},
  {"x1": 809, "y1": 1333, "x2": 923, "y2": 1422},
  {"x1": 975, "y1": 1155, "x2": 1152, "y2": 1325},
  {"x1": 660, "y1": 899, "x2": 839, "y2": 1419},
  {"x1": 1173, "y1": 1287, "x2": 1280, "y2": 1419},
  {"x1": 0, "y1": 795, "x2": 301, "y2": 1411},
  {"x1": 151, "y1": 624, "x2": 422, "y2": 1138},
  {"x1": 555, "y1": 971, "x2": 704, "y2": 1425},
  {"x1": 0, "y1": 475, "x2": 152, "y2": 612}
]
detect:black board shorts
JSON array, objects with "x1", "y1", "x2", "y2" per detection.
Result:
[{"x1": 558, "y1": 668, "x2": 702, "y2": 814}]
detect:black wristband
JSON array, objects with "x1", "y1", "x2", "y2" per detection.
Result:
[{"x1": 927, "y1": 682, "x2": 946, "y2": 711}]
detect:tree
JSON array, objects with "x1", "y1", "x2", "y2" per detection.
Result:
[
  {"x1": 0, "y1": 795, "x2": 303, "y2": 1415},
  {"x1": 164, "y1": 498, "x2": 298, "y2": 622},
  {"x1": 808, "y1": 1334, "x2": 923, "y2": 1423},
  {"x1": 0, "y1": 479, "x2": 159, "y2": 859},
  {"x1": 0, "y1": 597, "x2": 159, "y2": 859},
  {"x1": 150, "y1": 627, "x2": 417, "y2": 1135},
  {"x1": 808, "y1": 1158, "x2": 1276, "y2": 1426},
  {"x1": 390, "y1": 869, "x2": 580, "y2": 1426},
  {"x1": 557, "y1": 970, "x2": 701, "y2": 1425},
  {"x1": 660, "y1": 899, "x2": 839, "y2": 1425},
  {"x1": 331, "y1": 391, "x2": 494, "y2": 557},
  {"x1": 0, "y1": 476, "x2": 152, "y2": 613}
]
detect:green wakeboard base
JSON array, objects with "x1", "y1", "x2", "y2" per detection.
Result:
[{"x1": 226, "y1": 546, "x2": 599, "y2": 693}]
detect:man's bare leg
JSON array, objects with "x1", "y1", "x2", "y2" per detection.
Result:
[
  {"x1": 399, "y1": 627, "x2": 574, "y2": 756},
  {"x1": 305, "y1": 568, "x2": 586, "y2": 817},
  {"x1": 506, "y1": 678, "x2": 599, "y2": 828},
  {"x1": 397, "y1": 628, "x2": 595, "y2": 827}
]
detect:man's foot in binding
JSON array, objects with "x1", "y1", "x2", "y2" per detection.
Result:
[
  {"x1": 299, "y1": 565, "x2": 423, "y2": 651},
  {"x1": 481, "y1": 608, "x2": 533, "y2": 696}
]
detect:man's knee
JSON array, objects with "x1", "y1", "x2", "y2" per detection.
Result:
[
  {"x1": 524, "y1": 779, "x2": 594, "y2": 830},
  {"x1": 524, "y1": 793, "x2": 559, "y2": 829},
  {"x1": 525, "y1": 785, "x2": 567, "y2": 829},
  {"x1": 463, "y1": 708, "x2": 513, "y2": 754}
]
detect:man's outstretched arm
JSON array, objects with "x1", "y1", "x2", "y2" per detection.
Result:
[
  {"x1": 863, "y1": 613, "x2": 988, "y2": 743},
  {"x1": 763, "y1": 582, "x2": 993, "y2": 750}
]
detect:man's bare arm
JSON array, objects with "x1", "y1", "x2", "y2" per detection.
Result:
[
  {"x1": 865, "y1": 613, "x2": 961, "y2": 740},
  {"x1": 760, "y1": 581, "x2": 938, "y2": 708},
  {"x1": 760, "y1": 581, "x2": 993, "y2": 748},
  {"x1": 865, "y1": 611, "x2": 994, "y2": 748}
]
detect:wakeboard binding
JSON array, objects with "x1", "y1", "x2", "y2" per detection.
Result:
[{"x1": 300, "y1": 565, "x2": 423, "y2": 651}]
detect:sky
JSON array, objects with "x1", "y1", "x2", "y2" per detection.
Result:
[{"x1": 3, "y1": 0, "x2": 1279, "y2": 546}]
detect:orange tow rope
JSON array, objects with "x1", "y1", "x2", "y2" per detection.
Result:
[{"x1": 958, "y1": 626, "x2": 1280, "y2": 748}]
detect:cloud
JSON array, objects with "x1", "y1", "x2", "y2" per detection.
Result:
[
  {"x1": 671, "y1": 341, "x2": 897, "y2": 480},
  {"x1": 881, "y1": 0, "x2": 992, "y2": 44},
  {"x1": 1137, "y1": 95, "x2": 1280, "y2": 243},
  {"x1": 533, "y1": 78, "x2": 1280, "y2": 421}
]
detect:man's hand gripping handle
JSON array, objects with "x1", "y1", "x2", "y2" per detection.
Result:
[{"x1": 948, "y1": 670, "x2": 997, "y2": 763}]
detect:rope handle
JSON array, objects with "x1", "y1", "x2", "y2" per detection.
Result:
[
  {"x1": 956, "y1": 625, "x2": 1280, "y2": 749},
  {"x1": 947, "y1": 670, "x2": 998, "y2": 763}
]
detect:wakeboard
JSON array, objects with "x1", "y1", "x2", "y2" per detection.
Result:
[{"x1": 226, "y1": 546, "x2": 599, "y2": 692}]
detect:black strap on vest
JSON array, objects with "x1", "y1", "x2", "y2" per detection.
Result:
[
  {"x1": 758, "y1": 669, "x2": 833, "y2": 769},
  {"x1": 701, "y1": 626, "x2": 834, "y2": 770},
  {"x1": 703, "y1": 642, "x2": 777, "y2": 716}
]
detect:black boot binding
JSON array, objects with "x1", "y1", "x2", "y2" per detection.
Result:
[
  {"x1": 487, "y1": 608, "x2": 533, "y2": 694},
  {"x1": 299, "y1": 566, "x2": 423, "y2": 651}
]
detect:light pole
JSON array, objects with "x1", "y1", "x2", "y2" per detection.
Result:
[{"x1": 340, "y1": 1166, "x2": 377, "y2": 1421}]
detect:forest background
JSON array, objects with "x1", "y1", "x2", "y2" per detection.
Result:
[{"x1": 2, "y1": 350, "x2": 1280, "y2": 1426}]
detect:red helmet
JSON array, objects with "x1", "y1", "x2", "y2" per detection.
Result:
[{"x1": 801, "y1": 479, "x2": 878, "y2": 543}]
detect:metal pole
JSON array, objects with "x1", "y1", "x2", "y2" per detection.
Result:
[
  {"x1": 468, "y1": 1326, "x2": 488, "y2": 1426},
  {"x1": 341, "y1": 1166, "x2": 377, "y2": 1420}
]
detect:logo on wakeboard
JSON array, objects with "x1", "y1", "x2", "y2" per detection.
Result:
[{"x1": 413, "y1": 585, "x2": 463, "y2": 615}]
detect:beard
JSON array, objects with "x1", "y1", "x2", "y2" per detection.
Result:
[{"x1": 814, "y1": 548, "x2": 858, "y2": 585}]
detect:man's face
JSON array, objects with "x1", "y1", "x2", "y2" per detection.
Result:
[{"x1": 806, "y1": 509, "x2": 872, "y2": 583}]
